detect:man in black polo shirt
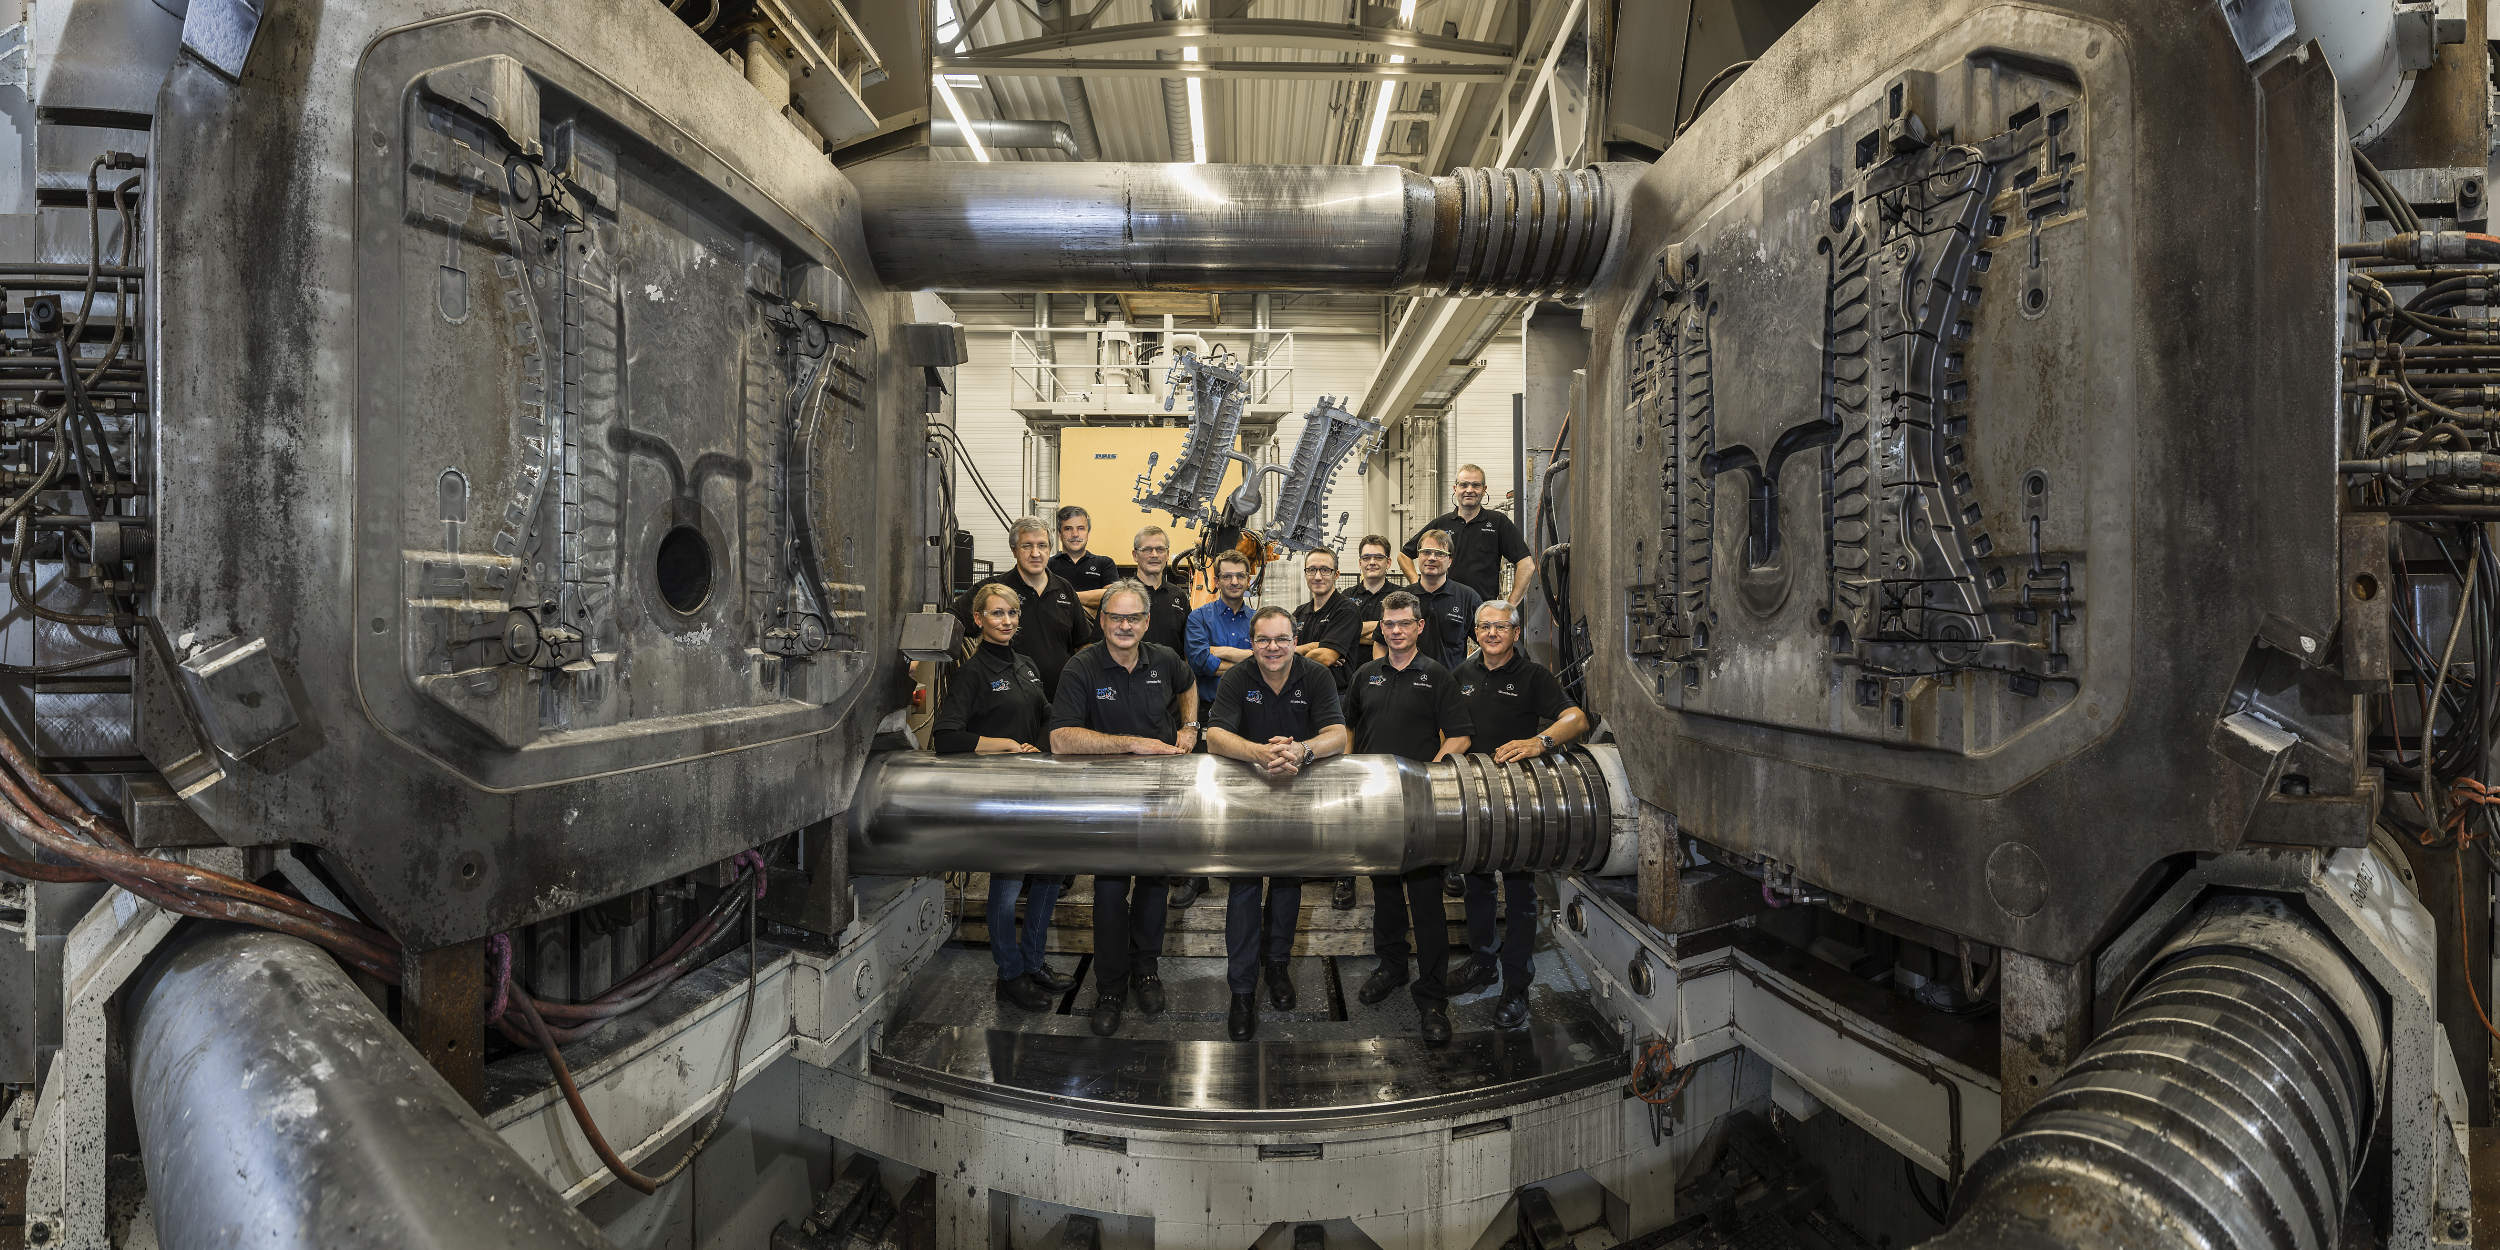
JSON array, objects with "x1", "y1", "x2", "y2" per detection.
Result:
[
  {"x1": 1049, "y1": 579, "x2": 1200, "y2": 1037},
  {"x1": 1292, "y1": 548, "x2": 1364, "y2": 692},
  {"x1": 955, "y1": 516, "x2": 1094, "y2": 695},
  {"x1": 1450, "y1": 600, "x2": 1590, "y2": 1028},
  {"x1": 1345, "y1": 591, "x2": 1472, "y2": 1046},
  {"x1": 1205, "y1": 606, "x2": 1349, "y2": 1042},
  {"x1": 1130, "y1": 524, "x2": 1194, "y2": 655},
  {"x1": 1049, "y1": 505, "x2": 1121, "y2": 611},
  {"x1": 1408, "y1": 529, "x2": 1483, "y2": 670},
  {"x1": 1344, "y1": 533, "x2": 1404, "y2": 658},
  {"x1": 1402, "y1": 464, "x2": 1534, "y2": 605}
]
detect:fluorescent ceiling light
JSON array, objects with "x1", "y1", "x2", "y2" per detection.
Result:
[
  {"x1": 1183, "y1": 46, "x2": 1208, "y2": 163},
  {"x1": 941, "y1": 73, "x2": 984, "y2": 89},
  {"x1": 932, "y1": 73, "x2": 989, "y2": 162},
  {"x1": 1361, "y1": 0, "x2": 1419, "y2": 166}
]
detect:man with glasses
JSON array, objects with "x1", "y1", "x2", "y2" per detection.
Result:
[
  {"x1": 1402, "y1": 464, "x2": 1535, "y2": 606},
  {"x1": 1346, "y1": 533, "x2": 1404, "y2": 657},
  {"x1": 1345, "y1": 591, "x2": 1472, "y2": 1046},
  {"x1": 1050, "y1": 506, "x2": 1121, "y2": 611},
  {"x1": 1174, "y1": 549, "x2": 1256, "y2": 908},
  {"x1": 954, "y1": 516, "x2": 1093, "y2": 696},
  {"x1": 1130, "y1": 525, "x2": 1193, "y2": 655},
  {"x1": 1409, "y1": 530, "x2": 1484, "y2": 671},
  {"x1": 1450, "y1": 600, "x2": 1589, "y2": 1028},
  {"x1": 1292, "y1": 549, "x2": 1364, "y2": 693},
  {"x1": 1049, "y1": 580, "x2": 1198, "y2": 1037},
  {"x1": 1204, "y1": 606, "x2": 1350, "y2": 1041}
]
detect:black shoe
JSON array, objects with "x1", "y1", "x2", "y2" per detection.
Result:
[
  {"x1": 1169, "y1": 877, "x2": 1207, "y2": 908},
  {"x1": 1357, "y1": 961, "x2": 1410, "y2": 1005},
  {"x1": 1027, "y1": 962, "x2": 1075, "y2": 994},
  {"x1": 1132, "y1": 966, "x2": 1167, "y2": 1015},
  {"x1": 1444, "y1": 869, "x2": 1465, "y2": 898},
  {"x1": 1495, "y1": 988, "x2": 1530, "y2": 1030},
  {"x1": 1263, "y1": 960, "x2": 1297, "y2": 1012},
  {"x1": 1418, "y1": 1000, "x2": 1453, "y2": 1047},
  {"x1": 1228, "y1": 992, "x2": 1257, "y2": 1041},
  {"x1": 997, "y1": 974, "x2": 1053, "y2": 1013},
  {"x1": 1446, "y1": 955, "x2": 1496, "y2": 996},
  {"x1": 1331, "y1": 878, "x2": 1358, "y2": 909},
  {"x1": 1090, "y1": 993, "x2": 1125, "y2": 1037}
]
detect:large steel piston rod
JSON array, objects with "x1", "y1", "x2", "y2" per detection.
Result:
[
  {"x1": 847, "y1": 745, "x2": 1634, "y2": 879},
  {"x1": 1924, "y1": 897, "x2": 2385, "y2": 1250},
  {"x1": 846, "y1": 161, "x2": 1629, "y2": 299}
]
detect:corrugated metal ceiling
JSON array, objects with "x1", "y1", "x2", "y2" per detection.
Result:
[{"x1": 931, "y1": 0, "x2": 1463, "y2": 166}]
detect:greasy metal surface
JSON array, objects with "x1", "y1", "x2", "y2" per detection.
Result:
[
  {"x1": 847, "y1": 746, "x2": 1626, "y2": 878},
  {"x1": 869, "y1": 942, "x2": 1624, "y2": 1131},
  {"x1": 1926, "y1": 898, "x2": 2382, "y2": 1250},
  {"x1": 1576, "y1": 0, "x2": 2362, "y2": 961},
  {"x1": 148, "y1": 1, "x2": 920, "y2": 945},
  {"x1": 846, "y1": 160, "x2": 1620, "y2": 298},
  {"x1": 125, "y1": 924, "x2": 612, "y2": 1250}
]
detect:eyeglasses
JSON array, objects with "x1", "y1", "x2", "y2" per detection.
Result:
[
  {"x1": 1359, "y1": 552, "x2": 1389, "y2": 561},
  {"x1": 1102, "y1": 611, "x2": 1149, "y2": 627},
  {"x1": 1476, "y1": 621, "x2": 1517, "y2": 633},
  {"x1": 1305, "y1": 565, "x2": 1337, "y2": 576},
  {"x1": 1380, "y1": 617, "x2": 1420, "y2": 629},
  {"x1": 1135, "y1": 546, "x2": 1169, "y2": 557},
  {"x1": 1253, "y1": 636, "x2": 1295, "y2": 647},
  {"x1": 1417, "y1": 549, "x2": 1450, "y2": 560}
]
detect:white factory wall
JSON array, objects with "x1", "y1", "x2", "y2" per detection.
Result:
[{"x1": 943, "y1": 303, "x2": 1525, "y2": 610}]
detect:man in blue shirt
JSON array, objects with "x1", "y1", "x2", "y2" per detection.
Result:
[{"x1": 1175, "y1": 548, "x2": 1257, "y2": 908}]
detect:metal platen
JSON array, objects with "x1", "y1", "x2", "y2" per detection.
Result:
[
  {"x1": 145, "y1": 2, "x2": 927, "y2": 946},
  {"x1": 1579, "y1": 0, "x2": 2361, "y2": 962}
]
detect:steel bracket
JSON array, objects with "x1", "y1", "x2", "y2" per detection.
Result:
[{"x1": 21, "y1": 889, "x2": 180, "y2": 1250}]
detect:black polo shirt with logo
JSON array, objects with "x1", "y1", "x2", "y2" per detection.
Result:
[
  {"x1": 930, "y1": 641, "x2": 1051, "y2": 754},
  {"x1": 1208, "y1": 655, "x2": 1344, "y2": 743},
  {"x1": 1047, "y1": 550, "x2": 1120, "y2": 593},
  {"x1": 1134, "y1": 574, "x2": 1195, "y2": 656},
  {"x1": 1453, "y1": 651, "x2": 1568, "y2": 749},
  {"x1": 1409, "y1": 578, "x2": 1483, "y2": 670},
  {"x1": 1049, "y1": 641, "x2": 1190, "y2": 743},
  {"x1": 1346, "y1": 655, "x2": 1472, "y2": 762},
  {"x1": 1405, "y1": 509, "x2": 1531, "y2": 602},
  {"x1": 1293, "y1": 592, "x2": 1367, "y2": 690},
  {"x1": 954, "y1": 571, "x2": 1094, "y2": 696}
]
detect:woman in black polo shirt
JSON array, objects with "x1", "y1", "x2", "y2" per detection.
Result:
[{"x1": 931, "y1": 582, "x2": 1071, "y2": 1013}]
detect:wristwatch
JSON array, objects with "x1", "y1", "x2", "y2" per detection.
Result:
[
  {"x1": 1300, "y1": 743, "x2": 1315, "y2": 767},
  {"x1": 1535, "y1": 733, "x2": 1555, "y2": 750},
  {"x1": 1180, "y1": 721, "x2": 1201, "y2": 732}
]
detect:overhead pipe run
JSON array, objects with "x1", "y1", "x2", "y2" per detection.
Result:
[
  {"x1": 848, "y1": 745, "x2": 1635, "y2": 879},
  {"x1": 127, "y1": 925, "x2": 615, "y2": 1250},
  {"x1": 847, "y1": 160, "x2": 1630, "y2": 298},
  {"x1": 930, "y1": 118, "x2": 1084, "y2": 159}
]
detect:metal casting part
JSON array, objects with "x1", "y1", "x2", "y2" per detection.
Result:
[
  {"x1": 125, "y1": 923, "x2": 613, "y2": 1250},
  {"x1": 847, "y1": 745, "x2": 1631, "y2": 878},
  {"x1": 846, "y1": 160, "x2": 1624, "y2": 297},
  {"x1": 1928, "y1": 897, "x2": 2384, "y2": 1250}
]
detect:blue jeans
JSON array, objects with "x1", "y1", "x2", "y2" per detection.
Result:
[
  {"x1": 986, "y1": 874, "x2": 1064, "y2": 981},
  {"x1": 1224, "y1": 877, "x2": 1301, "y2": 993}
]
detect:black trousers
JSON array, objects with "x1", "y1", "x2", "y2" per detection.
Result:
[
  {"x1": 1092, "y1": 875, "x2": 1168, "y2": 993},
  {"x1": 1224, "y1": 877, "x2": 1300, "y2": 994},
  {"x1": 1462, "y1": 871, "x2": 1537, "y2": 991},
  {"x1": 1369, "y1": 868, "x2": 1450, "y2": 1001}
]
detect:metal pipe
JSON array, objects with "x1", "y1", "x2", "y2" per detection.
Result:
[
  {"x1": 847, "y1": 160, "x2": 1624, "y2": 298},
  {"x1": 1924, "y1": 897, "x2": 2384, "y2": 1250},
  {"x1": 848, "y1": 744, "x2": 1634, "y2": 878},
  {"x1": 930, "y1": 118, "x2": 1084, "y2": 159},
  {"x1": 126, "y1": 924, "x2": 615, "y2": 1250}
]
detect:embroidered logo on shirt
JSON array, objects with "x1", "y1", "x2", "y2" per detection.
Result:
[
  {"x1": 1460, "y1": 683, "x2": 1477, "y2": 696},
  {"x1": 1095, "y1": 687, "x2": 1117, "y2": 702},
  {"x1": 990, "y1": 679, "x2": 1011, "y2": 692},
  {"x1": 1246, "y1": 690, "x2": 1263, "y2": 704},
  {"x1": 1367, "y1": 674, "x2": 1387, "y2": 686}
]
